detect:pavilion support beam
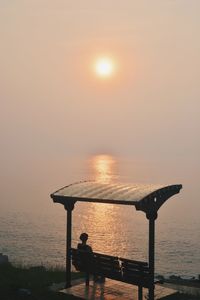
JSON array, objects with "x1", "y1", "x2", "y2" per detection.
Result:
[
  {"x1": 147, "y1": 211, "x2": 157, "y2": 300},
  {"x1": 138, "y1": 285, "x2": 143, "y2": 300},
  {"x1": 64, "y1": 201, "x2": 75, "y2": 288}
]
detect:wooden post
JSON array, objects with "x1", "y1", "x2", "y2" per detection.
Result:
[
  {"x1": 64, "y1": 201, "x2": 75, "y2": 288},
  {"x1": 147, "y1": 211, "x2": 157, "y2": 300},
  {"x1": 138, "y1": 285, "x2": 143, "y2": 300}
]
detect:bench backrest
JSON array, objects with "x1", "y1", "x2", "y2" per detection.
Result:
[
  {"x1": 71, "y1": 249, "x2": 119, "y2": 272},
  {"x1": 92, "y1": 252, "x2": 120, "y2": 278},
  {"x1": 120, "y1": 257, "x2": 150, "y2": 287}
]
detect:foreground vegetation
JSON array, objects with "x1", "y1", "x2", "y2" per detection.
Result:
[
  {"x1": 162, "y1": 294, "x2": 199, "y2": 300},
  {"x1": 0, "y1": 263, "x2": 82, "y2": 300},
  {"x1": 0, "y1": 263, "x2": 199, "y2": 300}
]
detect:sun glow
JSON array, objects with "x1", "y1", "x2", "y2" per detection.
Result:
[
  {"x1": 94, "y1": 57, "x2": 115, "y2": 78},
  {"x1": 91, "y1": 154, "x2": 118, "y2": 183}
]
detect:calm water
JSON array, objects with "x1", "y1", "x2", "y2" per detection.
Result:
[{"x1": 0, "y1": 155, "x2": 200, "y2": 277}]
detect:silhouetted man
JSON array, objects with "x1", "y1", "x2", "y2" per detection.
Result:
[{"x1": 77, "y1": 233, "x2": 93, "y2": 253}]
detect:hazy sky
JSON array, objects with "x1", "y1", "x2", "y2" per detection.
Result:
[{"x1": 1, "y1": 1, "x2": 200, "y2": 212}]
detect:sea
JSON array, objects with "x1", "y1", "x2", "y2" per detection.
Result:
[{"x1": 0, "y1": 154, "x2": 199, "y2": 278}]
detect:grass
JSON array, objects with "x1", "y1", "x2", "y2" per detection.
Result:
[
  {"x1": 0, "y1": 263, "x2": 83, "y2": 300},
  {"x1": 161, "y1": 294, "x2": 199, "y2": 300}
]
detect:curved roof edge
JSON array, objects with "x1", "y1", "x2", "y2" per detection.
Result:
[{"x1": 51, "y1": 181, "x2": 182, "y2": 215}]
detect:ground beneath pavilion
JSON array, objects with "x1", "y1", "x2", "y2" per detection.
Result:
[{"x1": 60, "y1": 278, "x2": 178, "y2": 300}]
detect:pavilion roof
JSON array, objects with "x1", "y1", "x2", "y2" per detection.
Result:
[{"x1": 51, "y1": 181, "x2": 182, "y2": 214}]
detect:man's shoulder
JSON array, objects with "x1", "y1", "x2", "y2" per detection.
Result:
[
  {"x1": 87, "y1": 245, "x2": 92, "y2": 252},
  {"x1": 77, "y1": 243, "x2": 82, "y2": 249}
]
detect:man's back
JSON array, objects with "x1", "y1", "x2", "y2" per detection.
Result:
[{"x1": 77, "y1": 243, "x2": 92, "y2": 253}]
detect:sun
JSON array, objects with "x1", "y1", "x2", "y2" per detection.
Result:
[{"x1": 94, "y1": 57, "x2": 115, "y2": 78}]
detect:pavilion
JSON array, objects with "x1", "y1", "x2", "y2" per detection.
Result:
[{"x1": 51, "y1": 181, "x2": 182, "y2": 300}]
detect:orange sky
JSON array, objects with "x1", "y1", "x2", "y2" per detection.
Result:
[{"x1": 0, "y1": 1, "x2": 200, "y2": 213}]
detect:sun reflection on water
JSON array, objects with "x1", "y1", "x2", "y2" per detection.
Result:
[
  {"x1": 86, "y1": 154, "x2": 119, "y2": 246},
  {"x1": 91, "y1": 154, "x2": 118, "y2": 183}
]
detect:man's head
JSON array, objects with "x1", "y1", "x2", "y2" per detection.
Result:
[{"x1": 80, "y1": 232, "x2": 88, "y2": 243}]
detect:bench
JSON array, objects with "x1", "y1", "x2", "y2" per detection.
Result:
[{"x1": 71, "y1": 248, "x2": 151, "y2": 300}]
